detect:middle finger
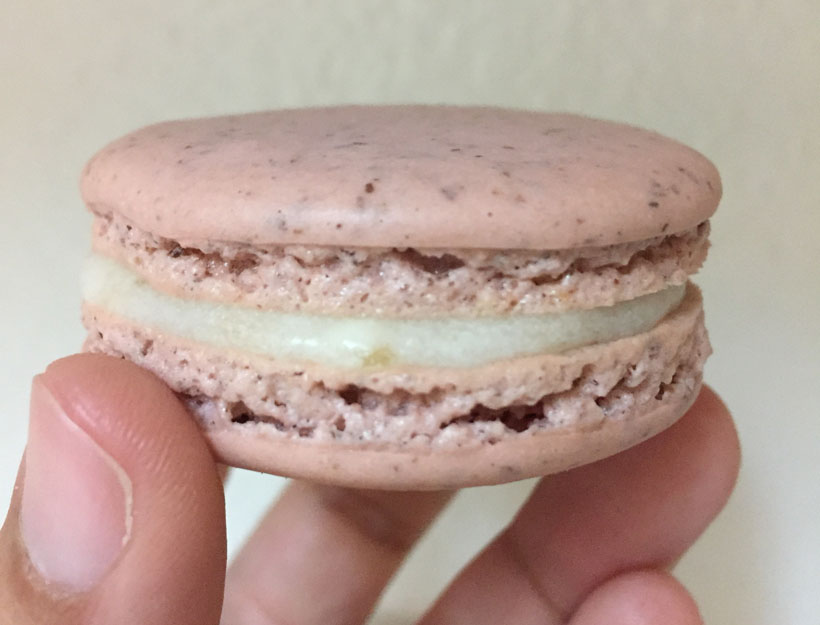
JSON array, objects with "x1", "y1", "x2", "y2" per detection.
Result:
[{"x1": 419, "y1": 387, "x2": 739, "y2": 623}]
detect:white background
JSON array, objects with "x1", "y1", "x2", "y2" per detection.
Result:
[{"x1": 1, "y1": 1, "x2": 818, "y2": 622}]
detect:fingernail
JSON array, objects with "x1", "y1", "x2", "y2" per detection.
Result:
[{"x1": 20, "y1": 377, "x2": 132, "y2": 591}]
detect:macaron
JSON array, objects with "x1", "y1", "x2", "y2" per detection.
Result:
[{"x1": 80, "y1": 106, "x2": 720, "y2": 489}]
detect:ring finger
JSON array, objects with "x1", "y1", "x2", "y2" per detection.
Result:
[{"x1": 221, "y1": 482, "x2": 452, "y2": 625}]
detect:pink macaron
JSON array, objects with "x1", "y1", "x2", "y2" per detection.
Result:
[{"x1": 80, "y1": 106, "x2": 720, "y2": 489}]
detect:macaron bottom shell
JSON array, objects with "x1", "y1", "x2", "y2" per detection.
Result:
[
  {"x1": 205, "y1": 384, "x2": 700, "y2": 490},
  {"x1": 82, "y1": 285, "x2": 708, "y2": 489}
]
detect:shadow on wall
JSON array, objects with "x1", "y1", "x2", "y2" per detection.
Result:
[{"x1": 678, "y1": 471, "x2": 774, "y2": 624}]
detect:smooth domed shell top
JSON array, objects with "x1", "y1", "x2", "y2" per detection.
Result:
[{"x1": 81, "y1": 106, "x2": 721, "y2": 249}]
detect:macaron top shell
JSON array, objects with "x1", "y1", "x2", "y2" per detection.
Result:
[{"x1": 81, "y1": 106, "x2": 721, "y2": 250}]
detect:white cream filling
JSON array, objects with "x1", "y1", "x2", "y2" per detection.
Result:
[{"x1": 83, "y1": 254, "x2": 685, "y2": 369}]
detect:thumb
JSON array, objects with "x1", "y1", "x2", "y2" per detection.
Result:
[{"x1": 0, "y1": 354, "x2": 226, "y2": 625}]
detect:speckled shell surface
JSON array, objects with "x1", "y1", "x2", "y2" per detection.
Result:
[{"x1": 81, "y1": 106, "x2": 721, "y2": 249}]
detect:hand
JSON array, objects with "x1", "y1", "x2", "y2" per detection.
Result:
[{"x1": 0, "y1": 354, "x2": 739, "y2": 624}]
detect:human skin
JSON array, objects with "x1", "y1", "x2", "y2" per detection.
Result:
[{"x1": 0, "y1": 354, "x2": 739, "y2": 625}]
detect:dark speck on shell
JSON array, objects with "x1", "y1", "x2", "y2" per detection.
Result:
[{"x1": 440, "y1": 186, "x2": 461, "y2": 201}]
